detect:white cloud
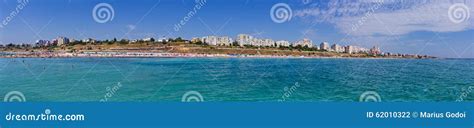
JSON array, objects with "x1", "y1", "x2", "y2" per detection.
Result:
[
  {"x1": 127, "y1": 24, "x2": 136, "y2": 31},
  {"x1": 295, "y1": 0, "x2": 474, "y2": 36}
]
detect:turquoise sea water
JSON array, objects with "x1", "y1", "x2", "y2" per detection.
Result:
[{"x1": 0, "y1": 58, "x2": 473, "y2": 102}]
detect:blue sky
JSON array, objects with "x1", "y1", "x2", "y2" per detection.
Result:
[{"x1": 0, "y1": 0, "x2": 473, "y2": 58}]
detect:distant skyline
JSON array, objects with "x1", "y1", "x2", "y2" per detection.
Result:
[{"x1": 0, "y1": 0, "x2": 473, "y2": 58}]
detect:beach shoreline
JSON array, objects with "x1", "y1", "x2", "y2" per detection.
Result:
[{"x1": 0, "y1": 51, "x2": 434, "y2": 59}]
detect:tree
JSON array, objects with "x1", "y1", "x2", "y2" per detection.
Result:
[
  {"x1": 232, "y1": 41, "x2": 239, "y2": 46},
  {"x1": 196, "y1": 41, "x2": 203, "y2": 45},
  {"x1": 168, "y1": 38, "x2": 174, "y2": 42},
  {"x1": 303, "y1": 46, "x2": 309, "y2": 51},
  {"x1": 175, "y1": 37, "x2": 184, "y2": 42},
  {"x1": 119, "y1": 39, "x2": 128, "y2": 45}
]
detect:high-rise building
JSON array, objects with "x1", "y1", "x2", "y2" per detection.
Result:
[
  {"x1": 369, "y1": 46, "x2": 381, "y2": 55},
  {"x1": 353, "y1": 46, "x2": 369, "y2": 53},
  {"x1": 320, "y1": 42, "x2": 330, "y2": 51},
  {"x1": 35, "y1": 40, "x2": 51, "y2": 47},
  {"x1": 56, "y1": 37, "x2": 70, "y2": 46},
  {"x1": 331, "y1": 44, "x2": 344, "y2": 53},
  {"x1": 345, "y1": 45, "x2": 354, "y2": 54}
]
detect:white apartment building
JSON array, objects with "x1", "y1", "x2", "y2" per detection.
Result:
[
  {"x1": 251, "y1": 38, "x2": 262, "y2": 46},
  {"x1": 276, "y1": 40, "x2": 290, "y2": 47},
  {"x1": 143, "y1": 38, "x2": 153, "y2": 42},
  {"x1": 236, "y1": 34, "x2": 253, "y2": 46},
  {"x1": 345, "y1": 45, "x2": 354, "y2": 54},
  {"x1": 320, "y1": 42, "x2": 330, "y2": 51},
  {"x1": 202, "y1": 36, "x2": 233, "y2": 46},
  {"x1": 345, "y1": 45, "x2": 369, "y2": 54},
  {"x1": 294, "y1": 38, "x2": 313, "y2": 48},
  {"x1": 56, "y1": 37, "x2": 69, "y2": 46},
  {"x1": 217, "y1": 36, "x2": 233, "y2": 46},
  {"x1": 82, "y1": 38, "x2": 96, "y2": 43},
  {"x1": 202, "y1": 36, "x2": 218, "y2": 45},
  {"x1": 263, "y1": 39, "x2": 275, "y2": 47},
  {"x1": 369, "y1": 46, "x2": 381, "y2": 55},
  {"x1": 331, "y1": 44, "x2": 344, "y2": 53}
]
